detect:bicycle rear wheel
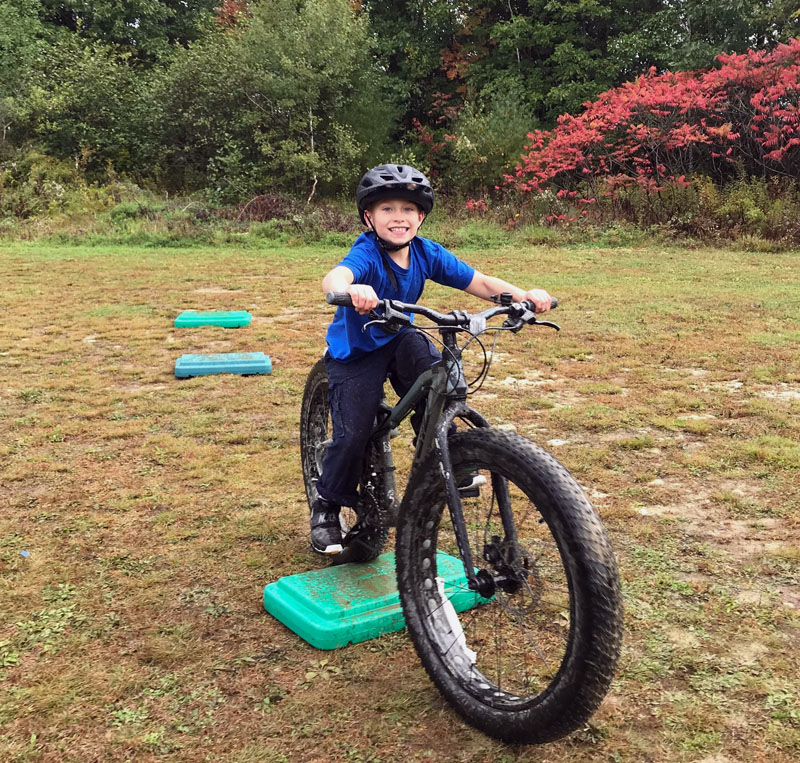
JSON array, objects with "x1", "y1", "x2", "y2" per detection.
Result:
[
  {"x1": 299, "y1": 358, "x2": 389, "y2": 563},
  {"x1": 396, "y1": 428, "x2": 622, "y2": 744}
]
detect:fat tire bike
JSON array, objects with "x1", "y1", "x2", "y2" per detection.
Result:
[{"x1": 299, "y1": 292, "x2": 623, "y2": 744}]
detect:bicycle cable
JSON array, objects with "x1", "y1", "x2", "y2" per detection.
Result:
[
  {"x1": 415, "y1": 324, "x2": 491, "y2": 391},
  {"x1": 414, "y1": 322, "x2": 521, "y2": 394},
  {"x1": 467, "y1": 326, "x2": 521, "y2": 393},
  {"x1": 413, "y1": 325, "x2": 462, "y2": 369},
  {"x1": 467, "y1": 331, "x2": 496, "y2": 393}
]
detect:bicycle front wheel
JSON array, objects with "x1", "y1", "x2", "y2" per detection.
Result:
[{"x1": 396, "y1": 428, "x2": 622, "y2": 744}]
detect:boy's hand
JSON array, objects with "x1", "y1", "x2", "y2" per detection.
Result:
[
  {"x1": 524, "y1": 289, "x2": 553, "y2": 313},
  {"x1": 346, "y1": 284, "x2": 379, "y2": 314}
]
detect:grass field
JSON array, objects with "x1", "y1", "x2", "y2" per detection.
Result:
[{"x1": 1, "y1": 240, "x2": 798, "y2": 762}]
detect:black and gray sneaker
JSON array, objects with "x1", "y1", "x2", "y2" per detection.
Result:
[{"x1": 310, "y1": 496, "x2": 343, "y2": 555}]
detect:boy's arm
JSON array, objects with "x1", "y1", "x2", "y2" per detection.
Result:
[
  {"x1": 465, "y1": 271, "x2": 552, "y2": 313},
  {"x1": 321, "y1": 265, "x2": 378, "y2": 314}
]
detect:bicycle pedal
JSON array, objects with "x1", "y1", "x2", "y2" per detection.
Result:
[{"x1": 458, "y1": 473, "x2": 486, "y2": 498}]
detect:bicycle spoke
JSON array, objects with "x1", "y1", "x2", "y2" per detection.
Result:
[{"x1": 425, "y1": 458, "x2": 573, "y2": 702}]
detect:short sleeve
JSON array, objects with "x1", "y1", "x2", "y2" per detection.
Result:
[
  {"x1": 337, "y1": 234, "x2": 377, "y2": 284},
  {"x1": 425, "y1": 240, "x2": 474, "y2": 291}
]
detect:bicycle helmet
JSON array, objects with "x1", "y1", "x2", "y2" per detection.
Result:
[{"x1": 356, "y1": 164, "x2": 434, "y2": 225}]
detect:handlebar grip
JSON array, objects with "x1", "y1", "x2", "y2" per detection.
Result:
[
  {"x1": 326, "y1": 292, "x2": 353, "y2": 307},
  {"x1": 522, "y1": 297, "x2": 558, "y2": 311}
]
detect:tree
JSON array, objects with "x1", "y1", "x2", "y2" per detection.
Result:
[
  {"x1": 20, "y1": 34, "x2": 154, "y2": 175},
  {"x1": 36, "y1": 0, "x2": 218, "y2": 61},
  {"x1": 359, "y1": 0, "x2": 465, "y2": 132},
  {"x1": 0, "y1": 0, "x2": 46, "y2": 151},
  {"x1": 153, "y1": 0, "x2": 393, "y2": 198},
  {"x1": 439, "y1": 1, "x2": 798, "y2": 125},
  {"x1": 446, "y1": 1, "x2": 672, "y2": 124},
  {"x1": 651, "y1": 0, "x2": 799, "y2": 71}
]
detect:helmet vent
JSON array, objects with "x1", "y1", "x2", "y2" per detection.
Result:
[
  {"x1": 412, "y1": 176, "x2": 424, "y2": 182},
  {"x1": 361, "y1": 179, "x2": 372, "y2": 187},
  {"x1": 379, "y1": 174, "x2": 395, "y2": 181},
  {"x1": 396, "y1": 165, "x2": 404, "y2": 173}
]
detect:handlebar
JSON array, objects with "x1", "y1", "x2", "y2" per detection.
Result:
[{"x1": 325, "y1": 291, "x2": 559, "y2": 335}]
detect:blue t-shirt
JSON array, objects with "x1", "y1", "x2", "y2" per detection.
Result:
[{"x1": 326, "y1": 233, "x2": 475, "y2": 362}]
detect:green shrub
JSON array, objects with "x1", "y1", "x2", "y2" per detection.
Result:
[
  {"x1": 320, "y1": 231, "x2": 353, "y2": 247},
  {"x1": 108, "y1": 200, "x2": 165, "y2": 222},
  {"x1": 518, "y1": 225, "x2": 562, "y2": 246},
  {"x1": 248, "y1": 220, "x2": 292, "y2": 244},
  {"x1": 0, "y1": 151, "x2": 82, "y2": 217},
  {"x1": 449, "y1": 222, "x2": 512, "y2": 249},
  {"x1": 529, "y1": 175, "x2": 800, "y2": 246}
]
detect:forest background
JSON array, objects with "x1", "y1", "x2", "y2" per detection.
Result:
[{"x1": 1, "y1": 0, "x2": 800, "y2": 246}]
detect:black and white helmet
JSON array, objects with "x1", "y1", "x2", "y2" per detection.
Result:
[{"x1": 356, "y1": 164, "x2": 434, "y2": 225}]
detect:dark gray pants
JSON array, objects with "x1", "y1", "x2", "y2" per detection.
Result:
[{"x1": 316, "y1": 329, "x2": 440, "y2": 507}]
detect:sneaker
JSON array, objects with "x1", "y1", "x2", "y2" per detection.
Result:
[
  {"x1": 458, "y1": 471, "x2": 487, "y2": 498},
  {"x1": 310, "y1": 497, "x2": 344, "y2": 555}
]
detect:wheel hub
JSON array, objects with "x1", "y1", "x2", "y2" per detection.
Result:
[{"x1": 471, "y1": 537, "x2": 532, "y2": 597}]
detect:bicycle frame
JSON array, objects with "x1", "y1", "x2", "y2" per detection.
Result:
[{"x1": 368, "y1": 329, "x2": 515, "y2": 594}]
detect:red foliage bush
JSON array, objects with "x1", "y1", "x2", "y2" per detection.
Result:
[
  {"x1": 506, "y1": 40, "x2": 800, "y2": 201},
  {"x1": 465, "y1": 198, "x2": 487, "y2": 213},
  {"x1": 215, "y1": 1, "x2": 252, "y2": 29}
]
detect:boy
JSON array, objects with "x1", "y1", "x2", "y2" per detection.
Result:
[{"x1": 311, "y1": 163, "x2": 552, "y2": 554}]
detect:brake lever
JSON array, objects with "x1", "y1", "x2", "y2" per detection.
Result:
[
  {"x1": 508, "y1": 303, "x2": 561, "y2": 332},
  {"x1": 383, "y1": 301, "x2": 413, "y2": 327},
  {"x1": 530, "y1": 317, "x2": 561, "y2": 331},
  {"x1": 502, "y1": 317, "x2": 526, "y2": 334},
  {"x1": 362, "y1": 302, "x2": 412, "y2": 334},
  {"x1": 363, "y1": 316, "x2": 387, "y2": 331}
]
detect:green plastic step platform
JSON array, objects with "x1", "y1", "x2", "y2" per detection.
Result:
[
  {"x1": 174, "y1": 310, "x2": 252, "y2": 328},
  {"x1": 175, "y1": 352, "x2": 271, "y2": 378},
  {"x1": 263, "y1": 551, "x2": 485, "y2": 650}
]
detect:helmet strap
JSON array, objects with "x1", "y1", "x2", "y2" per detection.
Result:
[
  {"x1": 363, "y1": 212, "x2": 424, "y2": 292},
  {"x1": 362, "y1": 225, "x2": 400, "y2": 291},
  {"x1": 375, "y1": 235, "x2": 407, "y2": 252},
  {"x1": 375, "y1": 236, "x2": 399, "y2": 292}
]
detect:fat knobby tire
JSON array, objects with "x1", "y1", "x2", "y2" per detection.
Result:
[
  {"x1": 396, "y1": 428, "x2": 623, "y2": 744},
  {"x1": 300, "y1": 358, "x2": 329, "y2": 511}
]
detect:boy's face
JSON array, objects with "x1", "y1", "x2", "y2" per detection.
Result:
[{"x1": 365, "y1": 198, "x2": 425, "y2": 247}]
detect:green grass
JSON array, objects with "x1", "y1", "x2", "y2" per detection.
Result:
[{"x1": 0, "y1": 241, "x2": 799, "y2": 761}]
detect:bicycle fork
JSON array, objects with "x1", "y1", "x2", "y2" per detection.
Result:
[{"x1": 430, "y1": 401, "x2": 524, "y2": 601}]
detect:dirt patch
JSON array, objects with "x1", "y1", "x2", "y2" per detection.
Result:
[
  {"x1": 660, "y1": 366, "x2": 712, "y2": 377},
  {"x1": 115, "y1": 383, "x2": 169, "y2": 394},
  {"x1": 664, "y1": 626, "x2": 701, "y2": 650},
  {"x1": 778, "y1": 586, "x2": 800, "y2": 609},
  {"x1": 194, "y1": 287, "x2": 246, "y2": 294},
  {"x1": 758, "y1": 383, "x2": 800, "y2": 402}
]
